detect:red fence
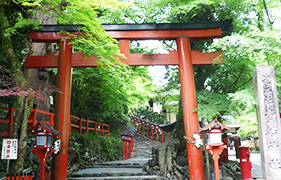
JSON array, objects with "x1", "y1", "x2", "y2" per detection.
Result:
[
  {"x1": 70, "y1": 115, "x2": 110, "y2": 137},
  {"x1": 128, "y1": 115, "x2": 169, "y2": 143},
  {"x1": 5, "y1": 170, "x2": 51, "y2": 180},
  {"x1": 0, "y1": 106, "x2": 110, "y2": 138},
  {"x1": 6, "y1": 174, "x2": 33, "y2": 180}
]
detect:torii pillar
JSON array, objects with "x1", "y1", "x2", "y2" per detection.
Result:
[
  {"x1": 51, "y1": 40, "x2": 73, "y2": 180},
  {"x1": 177, "y1": 36, "x2": 204, "y2": 179}
]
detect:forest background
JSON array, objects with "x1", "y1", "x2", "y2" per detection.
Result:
[{"x1": 0, "y1": 0, "x2": 281, "y2": 175}]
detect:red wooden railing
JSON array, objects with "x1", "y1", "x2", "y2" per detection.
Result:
[
  {"x1": 6, "y1": 170, "x2": 51, "y2": 180},
  {"x1": 0, "y1": 107, "x2": 15, "y2": 137},
  {"x1": 70, "y1": 115, "x2": 110, "y2": 137},
  {"x1": 128, "y1": 115, "x2": 170, "y2": 143},
  {"x1": 6, "y1": 173, "x2": 33, "y2": 180},
  {"x1": 0, "y1": 106, "x2": 110, "y2": 138},
  {"x1": 120, "y1": 125, "x2": 135, "y2": 160}
]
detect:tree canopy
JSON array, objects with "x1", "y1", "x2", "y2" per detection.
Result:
[
  {"x1": 1, "y1": 0, "x2": 281, "y2": 174},
  {"x1": 104, "y1": 0, "x2": 281, "y2": 138}
]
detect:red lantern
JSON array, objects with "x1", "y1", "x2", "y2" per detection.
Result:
[
  {"x1": 199, "y1": 119, "x2": 230, "y2": 180},
  {"x1": 28, "y1": 121, "x2": 61, "y2": 180}
]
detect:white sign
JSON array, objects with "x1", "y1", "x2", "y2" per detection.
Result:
[{"x1": 1, "y1": 139, "x2": 18, "y2": 160}]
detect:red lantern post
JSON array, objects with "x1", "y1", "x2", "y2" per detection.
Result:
[
  {"x1": 28, "y1": 122, "x2": 61, "y2": 180},
  {"x1": 199, "y1": 119, "x2": 230, "y2": 180}
]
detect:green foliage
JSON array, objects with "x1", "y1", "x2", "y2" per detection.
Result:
[
  {"x1": 236, "y1": 112, "x2": 258, "y2": 138},
  {"x1": 130, "y1": 106, "x2": 166, "y2": 124},
  {"x1": 100, "y1": 0, "x2": 168, "y2": 23},
  {"x1": 71, "y1": 65, "x2": 154, "y2": 132},
  {"x1": 71, "y1": 67, "x2": 129, "y2": 132},
  {"x1": 69, "y1": 132, "x2": 122, "y2": 164},
  {"x1": 197, "y1": 89, "x2": 231, "y2": 122},
  {"x1": 126, "y1": 66, "x2": 154, "y2": 108},
  {"x1": 228, "y1": 86, "x2": 256, "y2": 115},
  {"x1": 227, "y1": 87, "x2": 258, "y2": 138}
]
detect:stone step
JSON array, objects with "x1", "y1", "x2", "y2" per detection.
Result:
[
  {"x1": 68, "y1": 175, "x2": 167, "y2": 180},
  {"x1": 69, "y1": 134, "x2": 163, "y2": 180},
  {"x1": 71, "y1": 158, "x2": 152, "y2": 178},
  {"x1": 85, "y1": 164, "x2": 143, "y2": 168},
  {"x1": 71, "y1": 167, "x2": 145, "y2": 177}
]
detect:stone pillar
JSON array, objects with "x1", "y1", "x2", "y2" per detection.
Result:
[{"x1": 253, "y1": 65, "x2": 281, "y2": 179}]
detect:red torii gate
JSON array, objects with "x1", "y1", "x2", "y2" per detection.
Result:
[{"x1": 26, "y1": 20, "x2": 231, "y2": 180}]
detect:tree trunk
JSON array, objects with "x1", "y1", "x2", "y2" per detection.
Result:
[
  {"x1": 0, "y1": 0, "x2": 34, "y2": 174},
  {"x1": 31, "y1": 11, "x2": 57, "y2": 113},
  {"x1": 10, "y1": 96, "x2": 33, "y2": 173},
  {"x1": 148, "y1": 97, "x2": 191, "y2": 179}
]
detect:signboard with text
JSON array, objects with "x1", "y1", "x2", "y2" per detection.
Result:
[{"x1": 1, "y1": 139, "x2": 18, "y2": 160}]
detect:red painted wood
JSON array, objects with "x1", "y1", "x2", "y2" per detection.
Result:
[
  {"x1": 28, "y1": 32, "x2": 82, "y2": 42},
  {"x1": 8, "y1": 107, "x2": 14, "y2": 138},
  {"x1": 51, "y1": 40, "x2": 73, "y2": 180},
  {"x1": 28, "y1": 28, "x2": 222, "y2": 42},
  {"x1": 107, "y1": 28, "x2": 222, "y2": 40},
  {"x1": 119, "y1": 40, "x2": 130, "y2": 53},
  {"x1": 161, "y1": 129, "x2": 164, "y2": 143},
  {"x1": 25, "y1": 51, "x2": 223, "y2": 68},
  {"x1": 147, "y1": 124, "x2": 149, "y2": 138},
  {"x1": 177, "y1": 37, "x2": 205, "y2": 180}
]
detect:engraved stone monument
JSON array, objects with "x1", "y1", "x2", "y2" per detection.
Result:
[{"x1": 253, "y1": 65, "x2": 281, "y2": 179}]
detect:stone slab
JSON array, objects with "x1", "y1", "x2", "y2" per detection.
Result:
[
  {"x1": 72, "y1": 167, "x2": 144, "y2": 177},
  {"x1": 253, "y1": 65, "x2": 281, "y2": 180},
  {"x1": 68, "y1": 175, "x2": 167, "y2": 180},
  {"x1": 101, "y1": 157, "x2": 152, "y2": 166}
]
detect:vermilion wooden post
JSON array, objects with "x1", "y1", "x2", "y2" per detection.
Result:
[
  {"x1": 108, "y1": 125, "x2": 110, "y2": 136},
  {"x1": 156, "y1": 129, "x2": 159, "y2": 143},
  {"x1": 126, "y1": 141, "x2": 128, "y2": 159},
  {"x1": 151, "y1": 126, "x2": 154, "y2": 140},
  {"x1": 161, "y1": 129, "x2": 164, "y2": 143},
  {"x1": 167, "y1": 132, "x2": 169, "y2": 139},
  {"x1": 131, "y1": 139, "x2": 133, "y2": 158},
  {"x1": 138, "y1": 121, "x2": 141, "y2": 133},
  {"x1": 51, "y1": 40, "x2": 72, "y2": 180},
  {"x1": 177, "y1": 36, "x2": 205, "y2": 180},
  {"x1": 8, "y1": 107, "x2": 14, "y2": 138},
  {"x1": 129, "y1": 140, "x2": 132, "y2": 159},
  {"x1": 86, "y1": 117, "x2": 89, "y2": 135},
  {"x1": 123, "y1": 141, "x2": 125, "y2": 160},
  {"x1": 32, "y1": 109, "x2": 37, "y2": 126},
  {"x1": 146, "y1": 123, "x2": 149, "y2": 138},
  {"x1": 49, "y1": 112, "x2": 54, "y2": 127},
  {"x1": 102, "y1": 124, "x2": 104, "y2": 137},
  {"x1": 142, "y1": 122, "x2": 145, "y2": 136},
  {"x1": 79, "y1": 115, "x2": 82, "y2": 134},
  {"x1": 69, "y1": 116, "x2": 72, "y2": 135},
  {"x1": 95, "y1": 122, "x2": 97, "y2": 132}
]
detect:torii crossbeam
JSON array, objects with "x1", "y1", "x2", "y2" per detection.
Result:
[{"x1": 26, "y1": 20, "x2": 231, "y2": 180}]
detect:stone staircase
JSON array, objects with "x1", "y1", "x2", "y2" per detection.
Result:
[
  {"x1": 68, "y1": 133, "x2": 166, "y2": 180},
  {"x1": 132, "y1": 132, "x2": 161, "y2": 158}
]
